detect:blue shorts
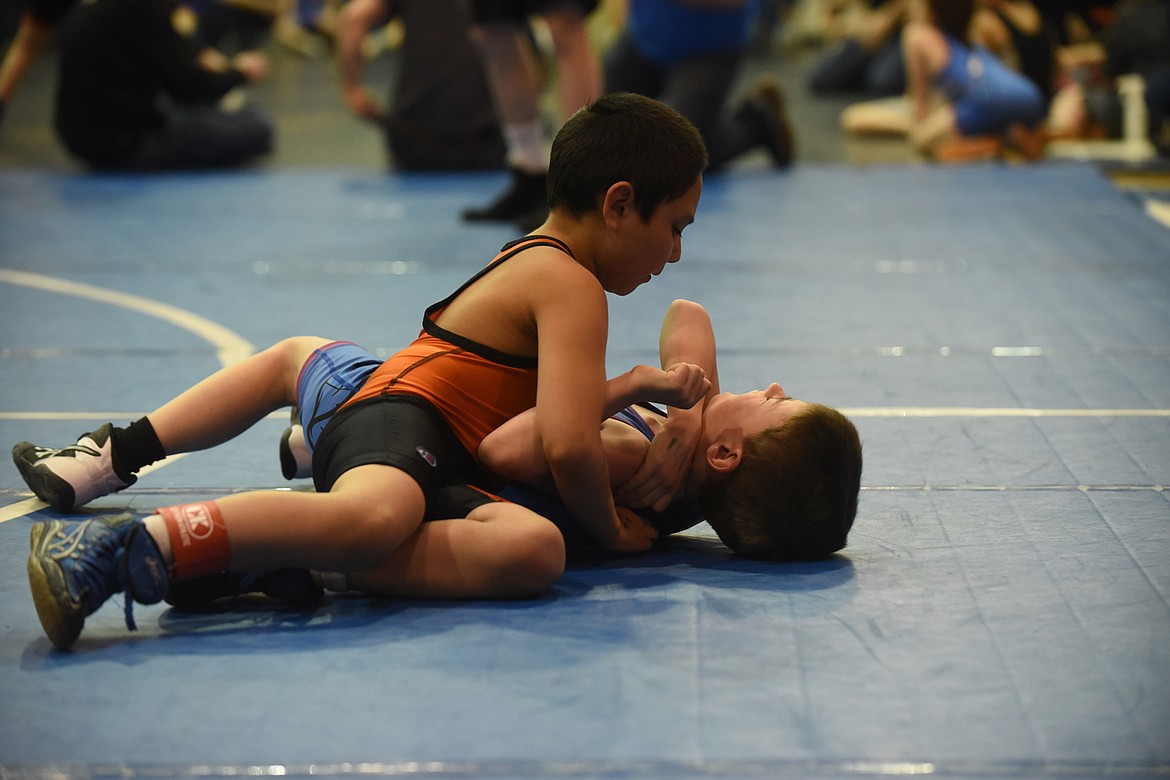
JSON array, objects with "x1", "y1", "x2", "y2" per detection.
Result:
[
  {"x1": 295, "y1": 341, "x2": 382, "y2": 452},
  {"x1": 298, "y1": 342, "x2": 496, "y2": 517},
  {"x1": 937, "y1": 43, "x2": 1045, "y2": 135}
]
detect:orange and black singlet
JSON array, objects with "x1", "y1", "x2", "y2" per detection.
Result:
[{"x1": 339, "y1": 235, "x2": 574, "y2": 457}]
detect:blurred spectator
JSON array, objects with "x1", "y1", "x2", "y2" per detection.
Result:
[
  {"x1": 336, "y1": 0, "x2": 505, "y2": 170},
  {"x1": 462, "y1": 1, "x2": 604, "y2": 229},
  {"x1": 53, "y1": 0, "x2": 272, "y2": 170},
  {"x1": 1102, "y1": 0, "x2": 1170, "y2": 153},
  {"x1": 901, "y1": 0, "x2": 1045, "y2": 160},
  {"x1": 605, "y1": 0, "x2": 793, "y2": 170},
  {"x1": 808, "y1": 0, "x2": 909, "y2": 96},
  {"x1": 973, "y1": 0, "x2": 1056, "y2": 103}
]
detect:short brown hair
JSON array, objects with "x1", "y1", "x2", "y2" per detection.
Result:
[
  {"x1": 699, "y1": 404, "x2": 862, "y2": 560},
  {"x1": 548, "y1": 92, "x2": 708, "y2": 221}
]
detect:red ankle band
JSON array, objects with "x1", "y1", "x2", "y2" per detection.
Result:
[{"x1": 157, "y1": 501, "x2": 230, "y2": 580}]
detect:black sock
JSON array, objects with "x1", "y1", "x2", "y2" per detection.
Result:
[{"x1": 108, "y1": 417, "x2": 166, "y2": 482}]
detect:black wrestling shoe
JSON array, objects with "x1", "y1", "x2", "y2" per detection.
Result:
[
  {"x1": 742, "y1": 78, "x2": 795, "y2": 168},
  {"x1": 164, "y1": 569, "x2": 323, "y2": 609},
  {"x1": 513, "y1": 203, "x2": 549, "y2": 234},
  {"x1": 463, "y1": 167, "x2": 548, "y2": 222}
]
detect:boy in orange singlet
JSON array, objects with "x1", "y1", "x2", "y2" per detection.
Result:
[
  {"x1": 168, "y1": 298, "x2": 861, "y2": 607},
  {"x1": 13, "y1": 92, "x2": 708, "y2": 651}
]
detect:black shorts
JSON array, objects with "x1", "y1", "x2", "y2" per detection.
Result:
[
  {"x1": 470, "y1": 0, "x2": 598, "y2": 25},
  {"x1": 312, "y1": 395, "x2": 500, "y2": 520}
]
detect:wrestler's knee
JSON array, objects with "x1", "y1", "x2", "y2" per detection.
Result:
[
  {"x1": 256, "y1": 336, "x2": 334, "y2": 397},
  {"x1": 273, "y1": 336, "x2": 333, "y2": 368},
  {"x1": 470, "y1": 502, "x2": 566, "y2": 594},
  {"x1": 329, "y1": 467, "x2": 427, "y2": 567}
]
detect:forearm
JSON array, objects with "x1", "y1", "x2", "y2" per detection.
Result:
[
  {"x1": 536, "y1": 351, "x2": 621, "y2": 546},
  {"x1": 481, "y1": 365, "x2": 644, "y2": 482},
  {"x1": 609, "y1": 300, "x2": 712, "y2": 512},
  {"x1": 659, "y1": 300, "x2": 717, "y2": 382},
  {"x1": 546, "y1": 442, "x2": 621, "y2": 547},
  {"x1": 603, "y1": 365, "x2": 664, "y2": 415},
  {"x1": 658, "y1": 299, "x2": 715, "y2": 439}
]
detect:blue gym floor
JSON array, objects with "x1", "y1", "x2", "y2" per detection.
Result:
[{"x1": 1, "y1": 162, "x2": 1168, "y2": 779}]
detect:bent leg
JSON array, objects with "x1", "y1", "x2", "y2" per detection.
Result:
[
  {"x1": 909, "y1": 103, "x2": 958, "y2": 155},
  {"x1": 469, "y1": 23, "x2": 542, "y2": 127},
  {"x1": 25, "y1": 463, "x2": 430, "y2": 647},
  {"x1": 661, "y1": 53, "x2": 741, "y2": 168},
  {"x1": 808, "y1": 38, "x2": 869, "y2": 95},
  {"x1": 544, "y1": 6, "x2": 602, "y2": 118},
  {"x1": 603, "y1": 33, "x2": 664, "y2": 98},
  {"x1": 146, "y1": 462, "x2": 428, "y2": 576},
  {"x1": 841, "y1": 95, "x2": 912, "y2": 136},
  {"x1": 346, "y1": 501, "x2": 566, "y2": 599},
  {"x1": 11, "y1": 336, "x2": 334, "y2": 511},
  {"x1": 126, "y1": 103, "x2": 273, "y2": 171},
  {"x1": 149, "y1": 336, "x2": 332, "y2": 455}
]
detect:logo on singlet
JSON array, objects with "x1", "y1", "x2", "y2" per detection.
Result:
[{"x1": 416, "y1": 446, "x2": 438, "y2": 468}]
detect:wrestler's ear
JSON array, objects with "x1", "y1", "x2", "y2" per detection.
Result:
[
  {"x1": 602, "y1": 181, "x2": 635, "y2": 228},
  {"x1": 705, "y1": 439, "x2": 743, "y2": 475}
]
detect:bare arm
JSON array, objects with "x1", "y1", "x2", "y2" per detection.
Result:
[
  {"x1": 481, "y1": 412, "x2": 655, "y2": 490},
  {"x1": 616, "y1": 299, "x2": 719, "y2": 511},
  {"x1": 480, "y1": 361, "x2": 707, "y2": 484},
  {"x1": 531, "y1": 265, "x2": 656, "y2": 553},
  {"x1": 902, "y1": 21, "x2": 936, "y2": 121}
]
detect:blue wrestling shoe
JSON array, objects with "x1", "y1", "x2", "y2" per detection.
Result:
[{"x1": 27, "y1": 513, "x2": 168, "y2": 651}]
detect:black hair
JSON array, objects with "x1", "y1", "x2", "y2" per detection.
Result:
[{"x1": 548, "y1": 93, "x2": 708, "y2": 221}]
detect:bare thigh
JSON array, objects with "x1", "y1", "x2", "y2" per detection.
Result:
[
  {"x1": 150, "y1": 336, "x2": 335, "y2": 454},
  {"x1": 347, "y1": 500, "x2": 566, "y2": 599}
]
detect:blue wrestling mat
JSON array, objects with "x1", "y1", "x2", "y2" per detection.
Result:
[{"x1": 1, "y1": 162, "x2": 1168, "y2": 778}]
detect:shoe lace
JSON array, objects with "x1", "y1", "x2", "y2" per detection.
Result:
[
  {"x1": 112, "y1": 550, "x2": 139, "y2": 632},
  {"x1": 122, "y1": 592, "x2": 138, "y2": 632},
  {"x1": 55, "y1": 521, "x2": 138, "y2": 631},
  {"x1": 36, "y1": 442, "x2": 101, "y2": 460}
]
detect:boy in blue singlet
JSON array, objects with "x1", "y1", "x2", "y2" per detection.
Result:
[
  {"x1": 480, "y1": 299, "x2": 863, "y2": 563},
  {"x1": 13, "y1": 93, "x2": 709, "y2": 651}
]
